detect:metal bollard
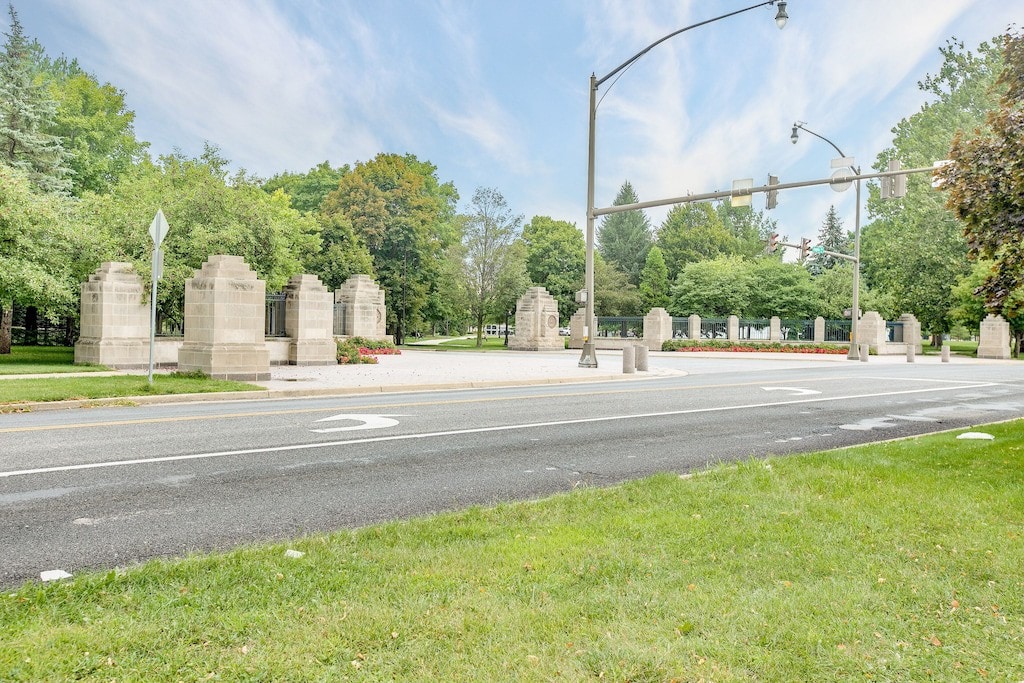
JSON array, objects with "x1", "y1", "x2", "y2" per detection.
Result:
[
  {"x1": 941, "y1": 344, "x2": 950, "y2": 363},
  {"x1": 860, "y1": 344, "x2": 869, "y2": 362},
  {"x1": 622, "y1": 345, "x2": 636, "y2": 374},
  {"x1": 635, "y1": 344, "x2": 649, "y2": 372},
  {"x1": 906, "y1": 343, "x2": 916, "y2": 363}
]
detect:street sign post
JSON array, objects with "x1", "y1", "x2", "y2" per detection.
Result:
[{"x1": 147, "y1": 209, "x2": 170, "y2": 385}]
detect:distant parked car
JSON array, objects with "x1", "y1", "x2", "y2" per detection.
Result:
[{"x1": 558, "y1": 327, "x2": 570, "y2": 336}]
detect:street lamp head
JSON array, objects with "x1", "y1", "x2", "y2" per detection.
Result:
[
  {"x1": 774, "y1": 1, "x2": 788, "y2": 29},
  {"x1": 790, "y1": 123, "x2": 799, "y2": 144}
]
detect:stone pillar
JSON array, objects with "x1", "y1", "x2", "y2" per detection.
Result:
[
  {"x1": 643, "y1": 307, "x2": 672, "y2": 350},
  {"x1": 569, "y1": 308, "x2": 585, "y2": 349},
  {"x1": 899, "y1": 313, "x2": 923, "y2": 354},
  {"x1": 74, "y1": 262, "x2": 151, "y2": 368},
  {"x1": 977, "y1": 314, "x2": 1011, "y2": 359},
  {"x1": 727, "y1": 315, "x2": 739, "y2": 342},
  {"x1": 284, "y1": 274, "x2": 336, "y2": 366},
  {"x1": 334, "y1": 274, "x2": 388, "y2": 340},
  {"x1": 770, "y1": 316, "x2": 782, "y2": 342},
  {"x1": 858, "y1": 311, "x2": 888, "y2": 354},
  {"x1": 688, "y1": 314, "x2": 701, "y2": 341},
  {"x1": 510, "y1": 287, "x2": 563, "y2": 351},
  {"x1": 177, "y1": 255, "x2": 270, "y2": 381},
  {"x1": 814, "y1": 316, "x2": 825, "y2": 344}
]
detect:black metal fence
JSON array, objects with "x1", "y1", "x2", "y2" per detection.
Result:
[
  {"x1": 886, "y1": 321, "x2": 904, "y2": 342},
  {"x1": 824, "y1": 319, "x2": 852, "y2": 342},
  {"x1": 596, "y1": 316, "x2": 643, "y2": 338},
  {"x1": 7, "y1": 305, "x2": 76, "y2": 346},
  {"x1": 265, "y1": 293, "x2": 287, "y2": 337},
  {"x1": 699, "y1": 318, "x2": 728, "y2": 339},
  {"x1": 671, "y1": 317, "x2": 689, "y2": 339},
  {"x1": 333, "y1": 301, "x2": 348, "y2": 336},
  {"x1": 737, "y1": 318, "x2": 771, "y2": 340},
  {"x1": 780, "y1": 318, "x2": 814, "y2": 341}
]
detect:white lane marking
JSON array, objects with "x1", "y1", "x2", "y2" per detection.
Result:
[
  {"x1": 310, "y1": 414, "x2": 404, "y2": 433},
  {"x1": 761, "y1": 387, "x2": 822, "y2": 396},
  {"x1": 0, "y1": 382, "x2": 1001, "y2": 479}
]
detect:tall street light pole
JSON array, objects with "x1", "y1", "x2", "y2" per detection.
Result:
[
  {"x1": 790, "y1": 122, "x2": 863, "y2": 361},
  {"x1": 580, "y1": 1, "x2": 788, "y2": 367}
]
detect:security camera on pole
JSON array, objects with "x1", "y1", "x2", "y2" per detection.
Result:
[{"x1": 147, "y1": 209, "x2": 170, "y2": 385}]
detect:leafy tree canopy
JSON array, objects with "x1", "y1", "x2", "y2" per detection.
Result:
[
  {"x1": 262, "y1": 160, "x2": 349, "y2": 214},
  {"x1": 656, "y1": 203, "x2": 735, "y2": 280},
  {"x1": 639, "y1": 245, "x2": 670, "y2": 312},
  {"x1": 522, "y1": 215, "x2": 584, "y2": 321},
  {"x1": 596, "y1": 180, "x2": 652, "y2": 285}
]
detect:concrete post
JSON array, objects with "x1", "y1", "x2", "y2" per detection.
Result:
[
  {"x1": 688, "y1": 314, "x2": 701, "y2": 341},
  {"x1": 622, "y1": 345, "x2": 635, "y2": 374},
  {"x1": 941, "y1": 345, "x2": 951, "y2": 363},
  {"x1": 814, "y1": 317, "x2": 825, "y2": 344},
  {"x1": 769, "y1": 316, "x2": 782, "y2": 342},
  {"x1": 642, "y1": 307, "x2": 672, "y2": 351},
  {"x1": 906, "y1": 343, "x2": 915, "y2": 363},
  {"x1": 860, "y1": 343, "x2": 869, "y2": 362},
  {"x1": 727, "y1": 315, "x2": 739, "y2": 342},
  {"x1": 635, "y1": 344, "x2": 649, "y2": 372}
]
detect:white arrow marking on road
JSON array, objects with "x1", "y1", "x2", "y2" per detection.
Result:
[
  {"x1": 761, "y1": 387, "x2": 822, "y2": 396},
  {"x1": 310, "y1": 414, "x2": 405, "y2": 433}
]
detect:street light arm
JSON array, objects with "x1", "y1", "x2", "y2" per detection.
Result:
[
  {"x1": 792, "y1": 122, "x2": 846, "y2": 159},
  {"x1": 596, "y1": 0, "x2": 779, "y2": 87}
]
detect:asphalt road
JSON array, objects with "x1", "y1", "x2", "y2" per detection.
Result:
[{"x1": 3, "y1": 357, "x2": 1023, "y2": 587}]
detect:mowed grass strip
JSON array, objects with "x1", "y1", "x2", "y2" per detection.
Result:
[
  {"x1": 2, "y1": 424, "x2": 1023, "y2": 681},
  {"x1": 0, "y1": 346, "x2": 107, "y2": 375},
  {"x1": 0, "y1": 373, "x2": 261, "y2": 406}
]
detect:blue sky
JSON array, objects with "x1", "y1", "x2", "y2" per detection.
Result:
[{"x1": 12, "y1": 0, "x2": 1019, "y2": 250}]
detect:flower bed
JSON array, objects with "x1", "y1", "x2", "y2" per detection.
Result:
[
  {"x1": 337, "y1": 337, "x2": 401, "y2": 364},
  {"x1": 662, "y1": 339, "x2": 848, "y2": 354}
]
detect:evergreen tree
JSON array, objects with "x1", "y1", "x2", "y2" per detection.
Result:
[
  {"x1": 805, "y1": 206, "x2": 849, "y2": 275},
  {"x1": 638, "y1": 245, "x2": 670, "y2": 311},
  {"x1": 0, "y1": 4, "x2": 70, "y2": 193},
  {"x1": 596, "y1": 180, "x2": 652, "y2": 285}
]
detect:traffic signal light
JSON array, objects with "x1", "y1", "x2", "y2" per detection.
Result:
[
  {"x1": 767, "y1": 232, "x2": 779, "y2": 254},
  {"x1": 799, "y1": 238, "x2": 811, "y2": 261},
  {"x1": 766, "y1": 174, "x2": 779, "y2": 210},
  {"x1": 881, "y1": 159, "x2": 907, "y2": 199}
]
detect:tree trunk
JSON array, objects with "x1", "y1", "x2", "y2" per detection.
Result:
[
  {"x1": 930, "y1": 333, "x2": 943, "y2": 348},
  {"x1": 1014, "y1": 330, "x2": 1022, "y2": 359},
  {"x1": 475, "y1": 312, "x2": 484, "y2": 348},
  {"x1": 0, "y1": 302, "x2": 12, "y2": 354}
]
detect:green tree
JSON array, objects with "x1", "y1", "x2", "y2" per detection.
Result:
[
  {"x1": 812, "y1": 263, "x2": 896, "y2": 321},
  {"x1": 669, "y1": 256, "x2": 750, "y2": 318},
  {"x1": 521, "y1": 215, "x2": 584, "y2": 321},
  {"x1": 638, "y1": 245, "x2": 669, "y2": 311},
  {"x1": 656, "y1": 203, "x2": 735, "y2": 280},
  {"x1": 746, "y1": 259, "x2": 820, "y2": 319},
  {"x1": 322, "y1": 153, "x2": 458, "y2": 344},
  {"x1": 0, "y1": 165, "x2": 93, "y2": 352},
  {"x1": 716, "y1": 203, "x2": 778, "y2": 259},
  {"x1": 942, "y1": 30, "x2": 1024, "y2": 355},
  {"x1": 461, "y1": 187, "x2": 523, "y2": 347},
  {"x1": 307, "y1": 211, "x2": 373, "y2": 291},
  {"x1": 37, "y1": 55, "x2": 148, "y2": 196},
  {"x1": 79, "y1": 148, "x2": 320, "y2": 327},
  {"x1": 596, "y1": 180, "x2": 652, "y2": 285},
  {"x1": 263, "y1": 160, "x2": 349, "y2": 214},
  {"x1": 0, "y1": 4, "x2": 70, "y2": 193},
  {"x1": 862, "y1": 36, "x2": 1003, "y2": 339},
  {"x1": 594, "y1": 254, "x2": 641, "y2": 316},
  {"x1": 805, "y1": 206, "x2": 849, "y2": 275}
]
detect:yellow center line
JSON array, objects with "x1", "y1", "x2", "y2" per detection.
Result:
[{"x1": 0, "y1": 375, "x2": 857, "y2": 434}]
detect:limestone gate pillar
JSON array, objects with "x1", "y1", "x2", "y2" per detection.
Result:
[
  {"x1": 284, "y1": 274, "x2": 336, "y2": 365},
  {"x1": 334, "y1": 274, "x2": 388, "y2": 340},
  {"x1": 643, "y1": 307, "x2": 672, "y2": 350},
  {"x1": 977, "y1": 314, "x2": 1011, "y2": 359},
  {"x1": 177, "y1": 255, "x2": 270, "y2": 380},
  {"x1": 74, "y1": 262, "x2": 151, "y2": 368},
  {"x1": 510, "y1": 287, "x2": 563, "y2": 351},
  {"x1": 858, "y1": 311, "x2": 888, "y2": 354}
]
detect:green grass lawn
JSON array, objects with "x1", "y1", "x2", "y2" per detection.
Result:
[
  {"x1": 0, "y1": 373, "x2": 261, "y2": 407},
  {"x1": 2, "y1": 422, "x2": 1022, "y2": 681},
  {"x1": 431, "y1": 336, "x2": 516, "y2": 350},
  {"x1": 0, "y1": 346, "x2": 107, "y2": 374}
]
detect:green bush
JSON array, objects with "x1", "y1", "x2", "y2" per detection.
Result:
[
  {"x1": 662, "y1": 339, "x2": 848, "y2": 354},
  {"x1": 336, "y1": 339, "x2": 377, "y2": 364}
]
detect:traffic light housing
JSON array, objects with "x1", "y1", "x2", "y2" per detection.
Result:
[
  {"x1": 799, "y1": 238, "x2": 811, "y2": 261},
  {"x1": 881, "y1": 159, "x2": 907, "y2": 199},
  {"x1": 767, "y1": 232, "x2": 779, "y2": 254},
  {"x1": 766, "y1": 174, "x2": 779, "y2": 210}
]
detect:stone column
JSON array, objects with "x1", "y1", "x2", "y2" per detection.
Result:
[
  {"x1": 814, "y1": 316, "x2": 825, "y2": 343},
  {"x1": 770, "y1": 316, "x2": 782, "y2": 342},
  {"x1": 898, "y1": 313, "x2": 923, "y2": 353},
  {"x1": 334, "y1": 274, "x2": 388, "y2": 340},
  {"x1": 858, "y1": 311, "x2": 888, "y2": 354},
  {"x1": 569, "y1": 308, "x2": 585, "y2": 349},
  {"x1": 510, "y1": 287, "x2": 563, "y2": 351},
  {"x1": 727, "y1": 315, "x2": 739, "y2": 342},
  {"x1": 177, "y1": 255, "x2": 270, "y2": 381},
  {"x1": 688, "y1": 314, "x2": 701, "y2": 340},
  {"x1": 977, "y1": 314, "x2": 1011, "y2": 359},
  {"x1": 284, "y1": 274, "x2": 336, "y2": 365},
  {"x1": 643, "y1": 307, "x2": 672, "y2": 350},
  {"x1": 74, "y1": 262, "x2": 151, "y2": 368}
]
